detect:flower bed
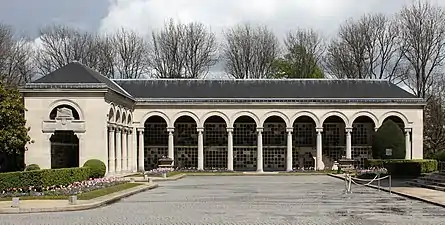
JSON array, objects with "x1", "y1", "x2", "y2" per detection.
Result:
[
  {"x1": 0, "y1": 177, "x2": 127, "y2": 198},
  {"x1": 356, "y1": 167, "x2": 388, "y2": 179}
]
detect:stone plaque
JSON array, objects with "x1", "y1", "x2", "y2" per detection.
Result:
[{"x1": 386, "y1": 149, "x2": 392, "y2": 156}]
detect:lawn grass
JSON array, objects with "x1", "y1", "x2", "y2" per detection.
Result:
[{"x1": 0, "y1": 182, "x2": 143, "y2": 201}]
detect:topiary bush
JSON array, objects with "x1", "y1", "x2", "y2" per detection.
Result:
[
  {"x1": 24, "y1": 164, "x2": 40, "y2": 171},
  {"x1": 372, "y1": 120, "x2": 405, "y2": 159},
  {"x1": 83, "y1": 159, "x2": 106, "y2": 178}
]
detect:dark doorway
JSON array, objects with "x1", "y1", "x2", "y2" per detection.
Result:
[{"x1": 50, "y1": 131, "x2": 79, "y2": 169}]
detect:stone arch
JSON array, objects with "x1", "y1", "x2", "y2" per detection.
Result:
[
  {"x1": 379, "y1": 111, "x2": 410, "y2": 128},
  {"x1": 230, "y1": 111, "x2": 260, "y2": 127},
  {"x1": 122, "y1": 110, "x2": 127, "y2": 125},
  {"x1": 290, "y1": 111, "x2": 321, "y2": 127},
  {"x1": 108, "y1": 105, "x2": 115, "y2": 122},
  {"x1": 260, "y1": 111, "x2": 291, "y2": 127},
  {"x1": 127, "y1": 113, "x2": 132, "y2": 125},
  {"x1": 48, "y1": 99, "x2": 84, "y2": 120},
  {"x1": 320, "y1": 111, "x2": 349, "y2": 126},
  {"x1": 199, "y1": 111, "x2": 230, "y2": 127},
  {"x1": 115, "y1": 108, "x2": 121, "y2": 124},
  {"x1": 349, "y1": 111, "x2": 379, "y2": 127},
  {"x1": 172, "y1": 111, "x2": 200, "y2": 127},
  {"x1": 141, "y1": 111, "x2": 171, "y2": 126}
]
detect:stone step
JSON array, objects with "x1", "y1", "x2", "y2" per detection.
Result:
[
  {"x1": 408, "y1": 181, "x2": 445, "y2": 192},
  {"x1": 412, "y1": 179, "x2": 445, "y2": 188}
]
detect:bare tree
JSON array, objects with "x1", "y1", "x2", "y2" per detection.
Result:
[
  {"x1": 148, "y1": 19, "x2": 217, "y2": 78},
  {"x1": 94, "y1": 34, "x2": 116, "y2": 78},
  {"x1": 112, "y1": 28, "x2": 149, "y2": 79},
  {"x1": 424, "y1": 77, "x2": 445, "y2": 157},
  {"x1": 182, "y1": 22, "x2": 218, "y2": 78},
  {"x1": 0, "y1": 24, "x2": 34, "y2": 86},
  {"x1": 36, "y1": 25, "x2": 101, "y2": 75},
  {"x1": 148, "y1": 19, "x2": 186, "y2": 78},
  {"x1": 397, "y1": 1, "x2": 445, "y2": 98},
  {"x1": 223, "y1": 24, "x2": 279, "y2": 79},
  {"x1": 324, "y1": 14, "x2": 402, "y2": 81},
  {"x1": 274, "y1": 28, "x2": 325, "y2": 78}
]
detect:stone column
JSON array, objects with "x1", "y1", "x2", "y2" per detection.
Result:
[
  {"x1": 167, "y1": 127, "x2": 175, "y2": 160},
  {"x1": 197, "y1": 127, "x2": 204, "y2": 170},
  {"x1": 316, "y1": 128, "x2": 323, "y2": 170},
  {"x1": 257, "y1": 127, "x2": 263, "y2": 172},
  {"x1": 115, "y1": 127, "x2": 122, "y2": 173},
  {"x1": 286, "y1": 127, "x2": 293, "y2": 172},
  {"x1": 127, "y1": 129, "x2": 133, "y2": 173},
  {"x1": 132, "y1": 127, "x2": 138, "y2": 172},
  {"x1": 122, "y1": 128, "x2": 128, "y2": 172},
  {"x1": 405, "y1": 128, "x2": 412, "y2": 160},
  {"x1": 227, "y1": 127, "x2": 234, "y2": 171},
  {"x1": 137, "y1": 128, "x2": 144, "y2": 171},
  {"x1": 346, "y1": 127, "x2": 352, "y2": 159},
  {"x1": 108, "y1": 125, "x2": 115, "y2": 174}
]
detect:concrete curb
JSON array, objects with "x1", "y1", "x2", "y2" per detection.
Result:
[
  {"x1": 327, "y1": 174, "x2": 445, "y2": 208},
  {"x1": 0, "y1": 183, "x2": 158, "y2": 214}
]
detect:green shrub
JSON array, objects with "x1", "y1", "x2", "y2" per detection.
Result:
[
  {"x1": 83, "y1": 159, "x2": 106, "y2": 178},
  {"x1": 366, "y1": 159, "x2": 437, "y2": 178},
  {"x1": 0, "y1": 167, "x2": 90, "y2": 192},
  {"x1": 433, "y1": 151, "x2": 445, "y2": 161},
  {"x1": 372, "y1": 120, "x2": 405, "y2": 159},
  {"x1": 24, "y1": 164, "x2": 40, "y2": 171}
]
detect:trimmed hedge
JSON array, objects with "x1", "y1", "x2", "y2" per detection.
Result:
[
  {"x1": 25, "y1": 164, "x2": 40, "y2": 171},
  {"x1": 366, "y1": 159, "x2": 438, "y2": 178},
  {"x1": 83, "y1": 159, "x2": 106, "y2": 178},
  {"x1": 0, "y1": 167, "x2": 90, "y2": 192}
]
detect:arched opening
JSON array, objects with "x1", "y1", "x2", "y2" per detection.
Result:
[
  {"x1": 127, "y1": 115, "x2": 132, "y2": 125},
  {"x1": 50, "y1": 131, "x2": 79, "y2": 168},
  {"x1": 108, "y1": 108, "x2": 114, "y2": 122},
  {"x1": 293, "y1": 116, "x2": 317, "y2": 170},
  {"x1": 352, "y1": 116, "x2": 376, "y2": 168},
  {"x1": 49, "y1": 104, "x2": 80, "y2": 120},
  {"x1": 122, "y1": 112, "x2": 127, "y2": 125},
  {"x1": 174, "y1": 116, "x2": 198, "y2": 169},
  {"x1": 203, "y1": 116, "x2": 227, "y2": 170},
  {"x1": 233, "y1": 116, "x2": 257, "y2": 171},
  {"x1": 115, "y1": 110, "x2": 121, "y2": 124},
  {"x1": 143, "y1": 116, "x2": 168, "y2": 171},
  {"x1": 383, "y1": 116, "x2": 405, "y2": 131},
  {"x1": 263, "y1": 116, "x2": 287, "y2": 171},
  {"x1": 323, "y1": 116, "x2": 346, "y2": 169}
]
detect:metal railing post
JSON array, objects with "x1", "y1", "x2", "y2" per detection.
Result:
[{"x1": 389, "y1": 175, "x2": 392, "y2": 195}]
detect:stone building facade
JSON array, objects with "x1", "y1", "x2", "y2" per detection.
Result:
[{"x1": 20, "y1": 62, "x2": 425, "y2": 174}]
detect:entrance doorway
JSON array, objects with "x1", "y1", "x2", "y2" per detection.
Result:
[{"x1": 50, "y1": 131, "x2": 79, "y2": 169}]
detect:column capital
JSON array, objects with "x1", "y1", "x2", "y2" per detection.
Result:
[
  {"x1": 108, "y1": 124, "x2": 116, "y2": 131},
  {"x1": 316, "y1": 127, "x2": 323, "y2": 133},
  {"x1": 404, "y1": 128, "x2": 412, "y2": 133},
  {"x1": 197, "y1": 127, "x2": 204, "y2": 132},
  {"x1": 115, "y1": 127, "x2": 122, "y2": 133},
  {"x1": 256, "y1": 127, "x2": 264, "y2": 132},
  {"x1": 226, "y1": 127, "x2": 234, "y2": 132},
  {"x1": 137, "y1": 127, "x2": 144, "y2": 132},
  {"x1": 345, "y1": 127, "x2": 353, "y2": 133},
  {"x1": 286, "y1": 127, "x2": 293, "y2": 133},
  {"x1": 167, "y1": 127, "x2": 175, "y2": 133}
]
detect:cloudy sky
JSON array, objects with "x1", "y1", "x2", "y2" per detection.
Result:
[{"x1": 1, "y1": 0, "x2": 444, "y2": 40}]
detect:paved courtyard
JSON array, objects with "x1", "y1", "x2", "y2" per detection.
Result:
[{"x1": 1, "y1": 176, "x2": 445, "y2": 225}]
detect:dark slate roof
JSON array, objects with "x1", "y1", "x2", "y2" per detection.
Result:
[
  {"x1": 113, "y1": 79, "x2": 418, "y2": 100},
  {"x1": 31, "y1": 62, "x2": 133, "y2": 99}
]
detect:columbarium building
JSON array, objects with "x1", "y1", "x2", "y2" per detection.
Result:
[{"x1": 21, "y1": 62, "x2": 425, "y2": 174}]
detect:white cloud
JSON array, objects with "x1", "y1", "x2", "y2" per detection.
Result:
[{"x1": 99, "y1": 0, "x2": 445, "y2": 39}]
